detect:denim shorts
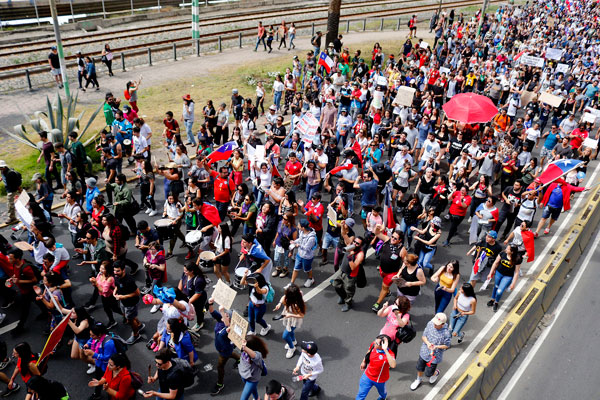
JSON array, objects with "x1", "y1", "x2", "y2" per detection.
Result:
[
  {"x1": 321, "y1": 231, "x2": 340, "y2": 250},
  {"x1": 542, "y1": 205, "x2": 561, "y2": 220},
  {"x1": 294, "y1": 255, "x2": 313, "y2": 272}
]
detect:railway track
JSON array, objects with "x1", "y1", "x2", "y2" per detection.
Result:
[
  {"x1": 0, "y1": 0, "x2": 400, "y2": 55},
  {"x1": 0, "y1": 0, "x2": 502, "y2": 81}
]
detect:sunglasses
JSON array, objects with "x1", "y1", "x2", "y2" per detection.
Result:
[{"x1": 155, "y1": 361, "x2": 164, "y2": 366}]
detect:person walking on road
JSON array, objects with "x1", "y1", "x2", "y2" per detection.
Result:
[
  {"x1": 449, "y1": 283, "x2": 477, "y2": 344},
  {"x1": 144, "y1": 348, "x2": 186, "y2": 399},
  {"x1": 293, "y1": 341, "x2": 323, "y2": 400},
  {"x1": 113, "y1": 261, "x2": 145, "y2": 345},
  {"x1": 207, "y1": 299, "x2": 240, "y2": 396},
  {"x1": 355, "y1": 334, "x2": 396, "y2": 400},
  {"x1": 254, "y1": 21, "x2": 267, "y2": 52},
  {"x1": 332, "y1": 236, "x2": 365, "y2": 312},
  {"x1": 487, "y1": 245, "x2": 522, "y2": 312},
  {"x1": 410, "y1": 313, "x2": 451, "y2": 391}
]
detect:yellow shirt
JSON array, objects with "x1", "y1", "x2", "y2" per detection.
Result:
[{"x1": 439, "y1": 272, "x2": 454, "y2": 289}]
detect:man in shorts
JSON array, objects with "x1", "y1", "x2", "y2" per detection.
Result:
[
  {"x1": 113, "y1": 261, "x2": 145, "y2": 344},
  {"x1": 48, "y1": 46, "x2": 63, "y2": 88},
  {"x1": 410, "y1": 313, "x2": 451, "y2": 391},
  {"x1": 466, "y1": 230, "x2": 502, "y2": 289}
]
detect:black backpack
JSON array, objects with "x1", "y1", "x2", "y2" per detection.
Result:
[
  {"x1": 395, "y1": 318, "x2": 417, "y2": 343},
  {"x1": 118, "y1": 223, "x2": 131, "y2": 240},
  {"x1": 170, "y1": 358, "x2": 195, "y2": 388}
]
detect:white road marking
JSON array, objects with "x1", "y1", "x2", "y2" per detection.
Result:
[
  {"x1": 496, "y1": 227, "x2": 600, "y2": 400},
  {"x1": 0, "y1": 321, "x2": 19, "y2": 335},
  {"x1": 423, "y1": 164, "x2": 600, "y2": 400}
]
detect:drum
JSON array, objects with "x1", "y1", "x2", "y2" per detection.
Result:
[
  {"x1": 185, "y1": 230, "x2": 203, "y2": 249},
  {"x1": 199, "y1": 251, "x2": 216, "y2": 261},
  {"x1": 154, "y1": 219, "x2": 174, "y2": 241},
  {"x1": 198, "y1": 250, "x2": 215, "y2": 271},
  {"x1": 233, "y1": 267, "x2": 248, "y2": 290}
]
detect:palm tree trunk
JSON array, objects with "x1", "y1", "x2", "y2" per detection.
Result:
[{"x1": 326, "y1": 0, "x2": 342, "y2": 48}]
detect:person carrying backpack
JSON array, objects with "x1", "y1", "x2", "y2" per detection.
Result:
[
  {"x1": 88, "y1": 353, "x2": 135, "y2": 400},
  {"x1": 0, "y1": 160, "x2": 22, "y2": 225},
  {"x1": 239, "y1": 336, "x2": 269, "y2": 400},
  {"x1": 144, "y1": 348, "x2": 190, "y2": 400},
  {"x1": 83, "y1": 323, "x2": 118, "y2": 400}
]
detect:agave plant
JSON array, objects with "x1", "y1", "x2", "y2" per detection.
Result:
[{"x1": 2, "y1": 91, "x2": 104, "y2": 152}]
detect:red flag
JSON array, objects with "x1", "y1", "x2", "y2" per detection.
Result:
[
  {"x1": 271, "y1": 156, "x2": 281, "y2": 178},
  {"x1": 329, "y1": 160, "x2": 353, "y2": 175},
  {"x1": 352, "y1": 140, "x2": 363, "y2": 167},
  {"x1": 386, "y1": 204, "x2": 396, "y2": 230},
  {"x1": 521, "y1": 230, "x2": 535, "y2": 262},
  {"x1": 205, "y1": 141, "x2": 237, "y2": 166},
  {"x1": 201, "y1": 203, "x2": 222, "y2": 226},
  {"x1": 38, "y1": 313, "x2": 70, "y2": 369}
]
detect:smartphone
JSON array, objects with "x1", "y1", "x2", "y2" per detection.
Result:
[{"x1": 138, "y1": 389, "x2": 145, "y2": 396}]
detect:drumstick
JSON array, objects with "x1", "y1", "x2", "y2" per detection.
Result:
[{"x1": 148, "y1": 364, "x2": 152, "y2": 378}]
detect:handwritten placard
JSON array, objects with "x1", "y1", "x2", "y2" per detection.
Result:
[
  {"x1": 393, "y1": 86, "x2": 416, "y2": 107},
  {"x1": 521, "y1": 91, "x2": 537, "y2": 105},
  {"x1": 582, "y1": 137, "x2": 598, "y2": 149},
  {"x1": 520, "y1": 55, "x2": 545, "y2": 68},
  {"x1": 228, "y1": 311, "x2": 249, "y2": 349},
  {"x1": 212, "y1": 279, "x2": 237, "y2": 310},
  {"x1": 545, "y1": 48, "x2": 564, "y2": 60},
  {"x1": 555, "y1": 63, "x2": 569, "y2": 74},
  {"x1": 539, "y1": 92, "x2": 563, "y2": 108},
  {"x1": 583, "y1": 112, "x2": 596, "y2": 124},
  {"x1": 327, "y1": 206, "x2": 337, "y2": 224}
]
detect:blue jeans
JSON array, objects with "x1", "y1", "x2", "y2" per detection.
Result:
[
  {"x1": 434, "y1": 284, "x2": 454, "y2": 314},
  {"x1": 346, "y1": 191, "x2": 355, "y2": 215},
  {"x1": 254, "y1": 36, "x2": 266, "y2": 51},
  {"x1": 240, "y1": 378, "x2": 259, "y2": 400},
  {"x1": 274, "y1": 249, "x2": 291, "y2": 269},
  {"x1": 399, "y1": 219, "x2": 416, "y2": 246},
  {"x1": 418, "y1": 248, "x2": 436, "y2": 271},
  {"x1": 305, "y1": 182, "x2": 320, "y2": 202},
  {"x1": 282, "y1": 326, "x2": 296, "y2": 348},
  {"x1": 243, "y1": 225, "x2": 256, "y2": 236},
  {"x1": 355, "y1": 372, "x2": 387, "y2": 400},
  {"x1": 491, "y1": 272, "x2": 513, "y2": 303},
  {"x1": 274, "y1": 91, "x2": 283, "y2": 110},
  {"x1": 184, "y1": 119, "x2": 196, "y2": 145},
  {"x1": 248, "y1": 301, "x2": 268, "y2": 333},
  {"x1": 301, "y1": 379, "x2": 320, "y2": 400},
  {"x1": 255, "y1": 187, "x2": 265, "y2": 206},
  {"x1": 449, "y1": 309, "x2": 469, "y2": 335},
  {"x1": 336, "y1": 131, "x2": 348, "y2": 147},
  {"x1": 164, "y1": 179, "x2": 171, "y2": 200}
]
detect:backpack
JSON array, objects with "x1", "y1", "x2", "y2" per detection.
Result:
[
  {"x1": 170, "y1": 358, "x2": 195, "y2": 388},
  {"x1": 107, "y1": 333, "x2": 129, "y2": 354},
  {"x1": 261, "y1": 360, "x2": 268, "y2": 376},
  {"x1": 118, "y1": 223, "x2": 131, "y2": 240},
  {"x1": 395, "y1": 318, "x2": 417, "y2": 343},
  {"x1": 265, "y1": 283, "x2": 275, "y2": 303},
  {"x1": 407, "y1": 20, "x2": 411, "y2": 28},
  {"x1": 123, "y1": 89, "x2": 131, "y2": 101},
  {"x1": 130, "y1": 371, "x2": 144, "y2": 390}
]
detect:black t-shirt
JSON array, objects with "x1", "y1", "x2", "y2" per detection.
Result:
[
  {"x1": 496, "y1": 251, "x2": 521, "y2": 277},
  {"x1": 448, "y1": 137, "x2": 464, "y2": 161},
  {"x1": 48, "y1": 52, "x2": 60, "y2": 69},
  {"x1": 476, "y1": 239, "x2": 502, "y2": 261},
  {"x1": 158, "y1": 365, "x2": 184, "y2": 399},
  {"x1": 373, "y1": 164, "x2": 392, "y2": 188},
  {"x1": 379, "y1": 240, "x2": 403, "y2": 274},
  {"x1": 114, "y1": 274, "x2": 139, "y2": 307},
  {"x1": 501, "y1": 187, "x2": 522, "y2": 212},
  {"x1": 272, "y1": 125, "x2": 287, "y2": 145},
  {"x1": 105, "y1": 158, "x2": 118, "y2": 181},
  {"x1": 325, "y1": 146, "x2": 341, "y2": 172}
]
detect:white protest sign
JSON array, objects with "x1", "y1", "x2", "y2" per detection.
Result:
[
  {"x1": 584, "y1": 107, "x2": 600, "y2": 123},
  {"x1": 539, "y1": 92, "x2": 563, "y2": 108},
  {"x1": 376, "y1": 75, "x2": 388, "y2": 87},
  {"x1": 582, "y1": 137, "x2": 598, "y2": 149},
  {"x1": 295, "y1": 112, "x2": 319, "y2": 137},
  {"x1": 372, "y1": 90, "x2": 384, "y2": 109},
  {"x1": 555, "y1": 63, "x2": 569, "y2": 74},
  {"x1": 545, "y1": 48, "x2": 564, "y2": 60},
  {"x1": 520, "y1": 55, "x2": 545, "y2": 68},
  {"x1": 583, "y1": 112, "x2": 596, "y2": 124},
  {"x1": 440, "y1": 67, "x2": 451, "y2": 75},
  {"x1": 212, "y1": 279, "x2": 237, "y2": 310},
  {"x1": 393, "y1": 86, "x2": 416, "y2": 107},
  {"x1": 420, "y1": 41, "x2": 429, "y2": 49}
]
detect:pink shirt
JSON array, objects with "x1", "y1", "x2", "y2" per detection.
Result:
[
  {"x1": 96, "y1": 274, "x2": 115, "y2": 297},
  {"x1": 379, "y1": 306, "x2": 410, "y2": 339}
]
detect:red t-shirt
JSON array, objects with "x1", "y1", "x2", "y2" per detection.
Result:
[
  {"x1": 210, "y1": 170, "x2": 235, "y2": 203},
  {"x1": 304, "y1": 201, "x2": 324, "y2": 231},
  {"x1": 449, "y1": 191, "x2": 471, "y2": 217},
  {"x1": 570, "y1": 128, "x2": 588, "y2": 149},
  {"x1": 285, "y1": 161, "x2": 303, "y2": 185},
  {"x1": 103, "y1": 367, "x2": 135, "y2": 400},
  {"x1": 428, "y1": 69, "x2": 440, "y2": 86},
  {"x1": 365, "y1": 343, "x2": 395, "y2": 383},
  {"x1": 163, "y1": 118, "x2": 179, "y2": 140}
]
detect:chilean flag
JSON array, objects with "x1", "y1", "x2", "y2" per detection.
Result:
[
  {"x1": 318, "y1": 52, "x2": 335, "y2": 73},
  {"x1": 522, "y1": 230, "x2": 535, "y2": 262},
  {"x1": 201, "y1": 203, "x2": 222, "y2": 226},
  {"x1": 330, "y1": 159, "x2": 354, "y2": 175},
  {"x1": 206, "y1": 141, "x2": 238, "y2": 166},
  {"x1": 384, "y1": 183, "x2": 396, "y2": 229},
  {"x1": 472, "y1": 251, "x2": 486, "y2": 275},
  {"x1": 537, "y1": 159, "x2": 583, "y2": 185},
  {"x1": 351, "y1": 140, "x2": 363, "y2": 167}
]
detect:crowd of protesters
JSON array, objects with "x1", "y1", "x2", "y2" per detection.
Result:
[{"x1": 0, "y1": 0, "x2": 598, "y2": 398}]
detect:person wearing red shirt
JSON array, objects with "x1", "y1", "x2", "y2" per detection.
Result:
[
  {"x1": 569, "y1": 123, "x2": 589, "y2": 152},
  {"x1": 284, "y1": 152, "x2": 303, "y2": 189},
  {"x1": 301, "y1": 193, "x2": 325, "y2": 243},
  {"x1": 162, "y1": 111, "x2": 180, "y2": 144},
  {"x1": 209, "y1": 166, "x2": 235, "y2": 220},
  {"x1": 6, "y1": 248, "x2": 38, "y2": 335},
  {"x1": 443, "y1": 185, "x2": 472, "y2": 246},
  {"x1": 89, "y1": 353, "x2": 135, "y2": 400},
  {"x1": 427, "y1": 68, "x2": 440, "y2": 89},
  {"x1": 356, "y1": 335, "x2": 396, "y2": 399}
]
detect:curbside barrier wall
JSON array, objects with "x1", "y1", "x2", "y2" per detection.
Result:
[{"x1": 443, "y1": 185, "x2": 600, "y2": 400}]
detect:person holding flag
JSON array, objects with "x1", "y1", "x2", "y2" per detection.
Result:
[
  {"x1": 534, "y1": 177, "x2": 587, "y2": 237},
  {"x1": 205, "y1": 163, "x2": 236, "y2": 221},
  {"x1": 318, "y1": 51, "x2": 335, "y2": 74},
  {"x1": 504, "y1": 220, "x2": 536, "y2": 263},
  {"x1": 467, "y1": 230, "x2": 502, "y2": 289},
  {"x1": 240, "y1": 233, "x2": 273, "y2": 282}
]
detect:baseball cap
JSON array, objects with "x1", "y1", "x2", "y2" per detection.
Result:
[
  {"x1": 487, "y1": 230, "x2": 498, "y2": 239},
  {"x1": 344, "y1": 218, "x2": 355, "y2": 228},
  {"x1": 31, "y1": 172, "x2": 43, "y2": 182},
  {"x1": 232, "y1": 89, "x2": 238, "y2": 94},
  {"x1": 431, "y1": 216, "x2": 442, "y2": 227},
  {"x1": 431, "y1": 313, "x2": 447, "y2": 325},
  {"x1": 299, "y1": 220, "x2": 310, "y2": 229},
  {"x1": 0, "y1": 160, "x2": 7, "y2": 168},
  {"x1": 301, "y1": 341, "x2": 318, "y2": 355}
]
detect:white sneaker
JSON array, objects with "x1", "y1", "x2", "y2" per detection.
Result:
[
  {"x1": 429, "y1": 369, "x2": 440, "y2": 384},
  {"x1": 145, "y1": 208, "x2": 152, "y2": 214},
  {"x1": 283, "y1": 282, "x2": 291, "y2": 290},
  {"x1": 86, "y1": 365, "x2": 96, "y2": 375},
  {"x1": 247, "y1": 331, "x2": 255, "y2": 336},
  {"x1": 285, "y1": 347, "x2": 296, "y2": 359},
  {"x1": 284, "y1": 340, "x2": 297, "y2": 350},
  {"x1": 304, "y1": 278, "x2": 315, "y2": 288},
  {"x1": 259, "y1": 324, "x2": 272, "y2": 336},
  {"x1": 149, "y1": 210, "x2": 158, "y2": 217},
  {"x1": 150, "y1": 304, "x2": 161, "y2": 314},
  {"x1": 410, "y1": 378, "x2": 422, "y2": 391},
  {"x1": 468, "y1": 216, "x2": 472, "y2": 223}
]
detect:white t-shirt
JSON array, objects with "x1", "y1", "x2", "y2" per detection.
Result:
[
  {"x1": 525, "y1": 127, "x2": 541, "y2": 142},
  {"x1": 273, "y1": 80, "x2": 285, "y2": 92},
  {"x1": 421, "y1": 139, "x2": 440, "y2": 162},
  {"x1": 316, "y1": 153, "x2": 328, "y2": 178},
  {"x1": 140, "y1": 123, "x2": 152, "y2": 145}
]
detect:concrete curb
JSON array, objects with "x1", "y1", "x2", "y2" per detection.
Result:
[{"x1": 442, "y1": 184, "x2": 600, "y2": 400}]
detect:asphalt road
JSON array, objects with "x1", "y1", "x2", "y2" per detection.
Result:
[
  {"x1": 489, "y1": 226, "x2": 600, "y2": 400},
  {"x1": 0, "y1": 161, "x2": 596, "y2": 400}
]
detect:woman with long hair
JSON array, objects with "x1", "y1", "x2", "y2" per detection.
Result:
[
  {"x1": 91, "y1": 261, "x2": 122, "y2": 329},
  {"x1": 142, "y1": 241, "x2": 167, "y2": 297},
  {"x1": 101, "y1": 43, "x2": 113, "y2": 76},
  {"x1": 88, "y1": 352, "x2": 134, "y2": 400},
  {"x1": 239, "y1": 335, "x2": 269, "y2": 400},
  {"x1": 487, "y1": 245, "x2": 521, "y2": 312},
  {"x1": 212, "y1": 223, "x2": 232, "y2": 286},
  {"x1": 125, "y1": 79, "x2": 140, "y2": 112},
  {"x1": 377, "y1": 296, "x2": 411, "y2": 355},
  {"x1": 449, "y1": 282, "x2": 477, "y2": 343},
  {"x1": 240, "y1": 272, "x2": 271, "y2": 336},
  {"x1": 273, "y1": 284, "x2": 306, "y2": 358},
  {"x1": 229, "y1": 149, "x2": 244, "y2": 186},
  {"x1": 7, "y1": 342, "x2": 40, "y2": 392},
  {"x1": 67, "y1": 306, "x2": 94, "y2": 362},
  {"x1": 158, "y1": 318, "x2": 198, "y2": 366},
  {"x1": 90, "y1": 195, "x2": 107, "y2": 229},
  {"x1": 256, "y1": 203, "x2": 278, "y2": 258},
  {"x1": 431, "y1": 260, "x2": 460, "y2": 313},
  {"x1": 272, "y1": 211, "x2": 297, "y2": 278},
  {"x1": 411, "y1": 216, "x2": 442, "y2": 275},
  {"x1": 139, "y1": 159, "x2": 157, "y2": 216},
  {"x1": 26, "y1": 375, "x2": 69, "y2": 400},
  {"x1": 178, "y1": 261, "x2": 207, "y2": 332},
  {"x1": 279, "y1": 190, "x2": 299, "y2": 218}
]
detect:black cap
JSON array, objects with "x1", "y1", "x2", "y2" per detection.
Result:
[
  {"x1": 316, "y1": 144, "x2": 324, "y2": 150},
  {"x1": 242, "y1": 233, "x2": 255, "y2": 243},
  {"x1": 301, "y1": 341, "x2": 318, "y2": 355}
]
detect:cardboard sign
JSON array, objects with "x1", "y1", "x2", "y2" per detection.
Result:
[
  {"x1": 539, "y1": 92, "x2": 563, "y2": 108},
  {"x1": 228, "y1": 311, "x2": 249, "y2": 349},
  {"x1": 295, "y1": 112, "x2": 319, "y2": 139},
  {"x1": 582, "y1": 137, "x2": 598, "y2": 149},
  {"x1": 211, "y1": 279, "x2": 237, "y2": 310},
  {"x1": 521, "y1": 91, "x2": 537, "y2": 105},
  {"x1": 327, "y1": 206, "x2": 337, "y2": 224},
  {"x1": 520, "y1": 55, "x2": 545, "y2": 68},
  {"x1": 547, "y1": 17, "x2": 556, "y2": 26},
  {"x1": 393, "y1": 86, "x2": 416, "y2": 107},
  {"x1": 583, "y1": 112, "x2": 597, "y2": 124},
  {"x1": 545, "y1": 48, "x2": 564, "y2": 60},
  {"x1": 555, "y1": 63, "x2": 569, "y2": 74}
]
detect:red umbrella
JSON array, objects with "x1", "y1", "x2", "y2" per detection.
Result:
[{"x1": 442, "y1": 93, "x2": 499, "y2": 124}]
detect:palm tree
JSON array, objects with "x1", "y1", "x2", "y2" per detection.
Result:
[{"x1": 326, "y1": 0, "x2": 342, "y2": 48}]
